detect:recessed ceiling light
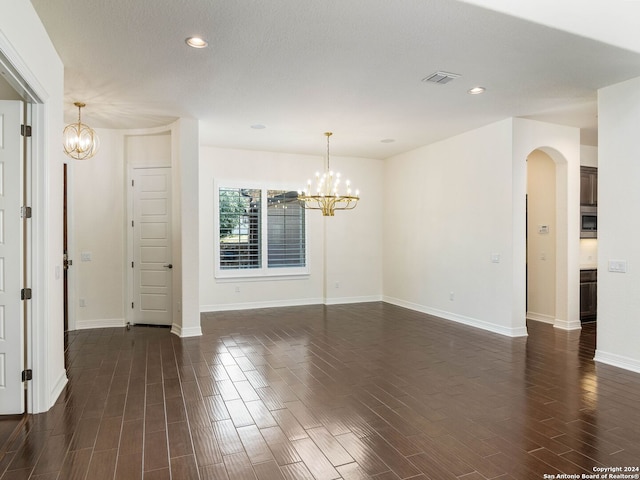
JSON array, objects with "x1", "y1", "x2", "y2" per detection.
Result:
[
  {"x1": 185, "y1": 37, "x2": 208, "y2": 48},
  {"x1": 250, "y1": 124, "x2": 266, "y2": 129},
  {"x1": 381, "y1": 138, "x2": 395, "y2": 143},
  {"x1": 467, "y1": 86, "x2": 486, "y2": 95}
]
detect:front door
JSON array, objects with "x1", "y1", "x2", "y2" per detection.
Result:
[
  {"x1": 131, "y1": 167, "x2": 173, "y2": 326},
  {"x1": 0, "y1": 100, "x2": 24, "y2": 414}
]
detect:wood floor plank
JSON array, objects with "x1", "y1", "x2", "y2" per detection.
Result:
[
  {"x1": 144, "y1": 430, "x2": 170, "y2": 472},
  {"x1": 191, "y1": 426, "x2": 224, "y2": 467},
  {"x1": 3, "y1": 308, "x2": 640, "y2": 480},
  {"x1": 85, "y1": 449, "x2": 118, "y2": 480}
]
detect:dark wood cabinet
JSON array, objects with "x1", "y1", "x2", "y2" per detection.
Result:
[
  {"x1": 580, "y1": 166, "x2": 598, "y2": 206},
  {"x1": 580, "y1": 269, "x2": 597, "y2": 322}
]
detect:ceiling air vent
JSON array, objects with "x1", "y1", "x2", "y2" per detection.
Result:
[{"x1": 422, "y1": 71, "x2": 461, "y2": 85}]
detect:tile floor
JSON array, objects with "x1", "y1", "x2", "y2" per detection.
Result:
[{"x1": 0, "y1": 303, "x2": 638, "y2": 479}]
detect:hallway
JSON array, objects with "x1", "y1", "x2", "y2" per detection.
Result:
[{"x1": 0, "y1": 303, "x2": 637, "y2": 479}]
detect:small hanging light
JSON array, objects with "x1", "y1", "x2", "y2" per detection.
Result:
[
  {"x1": 298, "y1": 132, "x2": 360, "y2": 216},
  {"x1": 62, "y1": 102, "x2": 99, "y2": 160}
]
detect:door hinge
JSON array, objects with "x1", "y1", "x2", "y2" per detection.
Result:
[
  {"x1": 131, "y1": 261, "x2": 134, "y2": 268},
  {"x1": 22, "y1": 369, "x2": 33, "y2": 381},
  {"x1": 131, "y1": 220, "x2": 134, "y2": 227},
  {"x1": 21, "y1": 125, "x2": 32, "y2": 137},
  {"x1": 21, "y1": 206, "x2": 32, "y2": 218},
  {"x1": 131, "y1": 302, "x2": 134, "y2": 309},
  {"x1": 21, "y1": 288, "x2": 32, "y2": 300},
  {"x1": 132, "y1": 179, "x2": 135, "y2": 187}
]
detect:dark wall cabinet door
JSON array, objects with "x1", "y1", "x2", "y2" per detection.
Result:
[
  {"x1": 580, "y1": 269, "x2": 597, "y2": 321},
  {"x1": 580, "y1": 166, "x2": 598, "y2": 206}
]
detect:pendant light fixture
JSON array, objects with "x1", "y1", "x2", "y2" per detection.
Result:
[
  {"x1": 63, "y1": 102, "x2": 99, "y2": 160},
  {"x1": 298, "y1": 132, "x2": 359, "y2": 216}
]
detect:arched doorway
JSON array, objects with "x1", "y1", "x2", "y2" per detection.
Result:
[
  {"x1": 524, "y1": 146, "x2": 580, "y2": 330},
  {"x1": 527, "y1": 149, "x2": 557, "y2": 324}
]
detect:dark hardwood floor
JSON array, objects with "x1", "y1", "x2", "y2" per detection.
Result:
[{"x1": 0, "y1": 303, "x2": 638, "y2": 479}]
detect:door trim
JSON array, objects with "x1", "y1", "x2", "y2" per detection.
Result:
[{"x1": 1, "y1": 32, "x2": 69, "y2": 414}]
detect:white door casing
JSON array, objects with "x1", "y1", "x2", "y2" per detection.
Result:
[
  {"x1": 0, "y1": 100, "x2": 24, "y2": 414},
  {"x1": 131, "y1": 167, "x2": 173, "y2": 326}
]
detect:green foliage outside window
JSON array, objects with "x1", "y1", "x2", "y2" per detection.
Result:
[{"x1": 219, "y1": 189, "x2": 250, "y2": 238}]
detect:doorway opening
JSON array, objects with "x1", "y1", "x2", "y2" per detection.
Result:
[
  {"x1": 526, "y1": 150, "x2": 557, "y2": 325},
  {"x1": 524, "y1": 146, "x2": 580, "y2": 331}
]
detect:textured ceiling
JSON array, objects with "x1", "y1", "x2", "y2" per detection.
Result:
[{"x1": 29, "y1": 0, "x2": 640, "y2": 158}]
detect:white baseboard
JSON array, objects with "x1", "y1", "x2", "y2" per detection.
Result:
[
  {"x1": 324, "y1": 295, "x2": 383, "y2": 305},
  {"x1": 200, "y1": 297, "x2": 324, "y2": 313},
  {"x1": 552, "y1": 318, "x2": 582, "y2": 331},
  {"x1": 526, "y1": 312, "x2": 555, "y2": 324},
  {"x1": 48, "y1": 369, "x2": 68, "y2": 412},
  {"x1": 201, "y1": 295, "x2": 383, "y2": 313},
  {"x1": 594, "y1": 350, "x2": 640, "y2": 374},
  {"x1": 74, "y1": 318, "x2": 126, "y2": 330},
  {"x1": 171, "y1": 323, "x2": 203, "y2": 338},
  {"x1": 527, "y1": 312, "x2": 582, "y2": 330},
  {"x1": 383, "y1": 296, "x2": 528, "y2": 337}
]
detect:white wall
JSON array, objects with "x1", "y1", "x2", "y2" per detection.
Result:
[
  {"x1": 71, "y1": 128, "x2": 126, "y2": 329},
  {"x1": 383, "y1": 119, "x2": 522, "y2": 336},
  {"x1": 527, "y1": 150, "x2": 556, "y2": 323},
  {"x1": 0, "y1": 1, "x2": 66, "y2": 412},
  {"x1": 199, "y1": 146, "x2": 383, "y2": 311},
  {"x1": 127, "y1": 133, "x2": 172, "y2": 167},
  {"x1": 71, "y1": 130, "x2": 171, "y2": 329},
  {"x1": 70, "y1": 124, "x2": 202, "y2": 338},
  {"x1": 173, "y1": 118, "x2": 201, "y2": 337},
  {"x1": 581, "y1": 145, "x2": 598, "y2": 168},
  {"x1": 596, "y1": 76, "x2": 640, "y2": 373},
  {"x1": 383, "y1": 118, "x2": 580, "y2": 336},
  {"x1": 513, "y1": 118, "x2": 581, "y2": 331}
]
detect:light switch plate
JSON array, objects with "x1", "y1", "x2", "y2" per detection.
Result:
[{"x1": 608, "y1": 260, "x2": 627, "y2": 273}]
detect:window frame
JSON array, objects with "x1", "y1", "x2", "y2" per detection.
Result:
[{"x1": 214, "y1": 180, "x2": 310, "y2": 279}]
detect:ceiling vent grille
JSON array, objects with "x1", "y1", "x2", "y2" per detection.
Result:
[{"x1": 422, "y1": 71, "x2": 461, "y2": 85}]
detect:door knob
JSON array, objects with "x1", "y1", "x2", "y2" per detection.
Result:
[{"x1": 164, "y1": 264, "x2": 173, "y2": 269}]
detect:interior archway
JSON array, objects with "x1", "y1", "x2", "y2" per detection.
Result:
[{"x1": 525, "y1": 146, "x2": 580, "y2": 331}]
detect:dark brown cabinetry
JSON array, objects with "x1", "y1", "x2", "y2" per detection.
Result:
[
  {"x1": 580, "y1": 166, "x2": 598, "y2": 206},
  {"x1": 580, "y1": 269, "x2": 597, "y2": 322}
]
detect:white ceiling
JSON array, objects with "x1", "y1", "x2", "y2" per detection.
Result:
[{"x1": 29, "y1": 0, "x2": 640, "y2": 159}]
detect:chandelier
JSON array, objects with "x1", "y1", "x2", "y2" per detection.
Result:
[
  {"x1": 298, "y1": 132, "x2": 359, "y2": 216},
  {"x1": 62, "y1": 102, "x2": 99, "y2": 160}
]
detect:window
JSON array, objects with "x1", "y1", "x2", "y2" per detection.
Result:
[
  {"x1": 267, "y1": 190, "x2": 306, "y2": 268},
  {"x1": 216, "y1": 185, "x2": 307, "y2": 277},
  {"x1": 219, "y1": 188, "x2": 261, "y2": 270}
]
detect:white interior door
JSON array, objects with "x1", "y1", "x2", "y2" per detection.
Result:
[
  {"x1": 132, "y1": 167, "x2": 173, "y2": 326},
  {"x1": 0, "y1": 100, "x2": 24, "y2": 414}
]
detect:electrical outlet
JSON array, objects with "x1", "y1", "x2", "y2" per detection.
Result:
[
  {"x1": 235, "y1": 286, "x2": 240, "y2": 293},
  {"x1": 79, "y1": 298, "x2": 86, "y2": 307},
  {"x1": 335, "y1": 281, "x2": 340, "y2": 289},
  {"x1": 449, "y1": 291, "x2": 454, "y2": 301}
]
